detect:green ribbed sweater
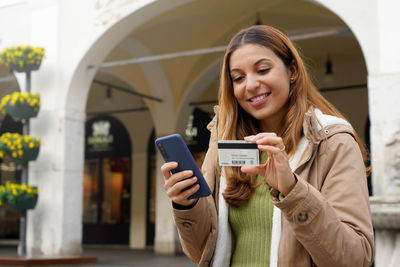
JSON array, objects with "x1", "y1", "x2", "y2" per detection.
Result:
[{"x1": 228, "y1": 152, "x2": 273, "y2": 267}]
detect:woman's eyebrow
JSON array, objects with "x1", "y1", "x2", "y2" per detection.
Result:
[
  {"x1": 254, "y1": 58, "x2": 272, "y2": 65},
  {"x1": 230, "y1": 58, "x2": 272, "y2": 72},
  {"x1": 230, "y1": 68, "x2": 241, "y2": 73}
]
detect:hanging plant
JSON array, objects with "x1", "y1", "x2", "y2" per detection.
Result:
[
  {"x1": 0, "y1": 182, "x2": 39, "y2": 212},
  {"x1": 0, "y1": 133, "x2": 40, "y2": 163},
  {"x1": 0, "y1": 92, "x2": 40, "y2": 120},
  {"x1": 0, "y1": 46, "x2": 45, "y2": 73},
  {"x1": 0, "y1": 140, "x2": 6, "y2": 160}
]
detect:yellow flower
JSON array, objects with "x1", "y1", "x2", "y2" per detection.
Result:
[
  {"x1": 11, "y1": 151, "x2": 17, "y2": 158},
  {"x1": 29, "y1": 142, "x2": 34, "y2": 149},
  {"x1": 0, "y1": 46, "x2": 45, "y2": 68}
]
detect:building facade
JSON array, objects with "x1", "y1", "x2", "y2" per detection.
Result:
[{"x1": 0, "y1": 0, "x2": 399, "y2": 266}]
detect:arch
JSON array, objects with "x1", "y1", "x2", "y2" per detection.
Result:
[
  {"x1": 175, "y1": 59, "x2": 221, "y2": 134},
  {"x1": 87, "y1": 69, "x2": 148, "y2": 116},
  {"x1": 118, "y1": 36, "x2": 174, "y2": 124},
  {"x1": 65, "y1": 0, "x2": 192, "y2": 122},
  {"x1": 55, "y1": 0, "x2": 373, "y2": 255},
  {"x1": 52, "y1": 0, "x2": 192, "y2": 254},
  {"x1": 310, "y1": 0, "x2": 376, "y2": 75}
]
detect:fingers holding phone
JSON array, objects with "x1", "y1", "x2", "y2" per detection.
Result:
[
  {"x1": 156, "y1": 134, "x2": 211, "y2": 206},
  {"x1": 161, "y1": 162, "x2": 200, "y2": 207}
]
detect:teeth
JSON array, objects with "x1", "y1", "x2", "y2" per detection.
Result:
[{"x1": 250, "y1": 94, "x2": 268, "y2": 102}]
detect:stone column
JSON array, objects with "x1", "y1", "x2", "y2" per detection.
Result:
[
  {"x1": 369, "y1": 73, "x2": 400, "y2": 197},
  {"x1": 130, "y1": 152, "x2": 148, "y2": 249},
  {"x1": 154, "y1": 152, "x2": 177, "y2": 255},
  {"x1": 27, "y1": 107, "x2": 85, "y2": 256},
  {"x1": 369, "y1": 71, "x2": 400, "y2": 267},
  {"x1": 370, "y1": 198, "x2": 400, "y2": 266}
]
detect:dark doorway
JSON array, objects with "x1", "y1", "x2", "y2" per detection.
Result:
[
  {"x1": 83, "y1": 115, "x2": 132, "y2": 244},
  {"x1": 146, "y1": 129, "x2": 156, "y2": 246}
]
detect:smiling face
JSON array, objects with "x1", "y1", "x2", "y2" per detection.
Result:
[{"x1": 229, "y1": 43, "x2": 292, "y2": 133}]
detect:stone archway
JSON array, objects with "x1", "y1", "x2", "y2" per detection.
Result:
[
  {"x1": 175, "y1": 59, "x2": 222, "y2": 134},
  {"x1": 27, "y1": 0, "x2": 192, "y2": 256},
  {"x1": 29, "y1": 0, "x2": 391, "y2": 260}
]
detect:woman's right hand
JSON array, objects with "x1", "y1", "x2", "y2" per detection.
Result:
[{"x1": 161, "y1": 162, "x2": 200, "y2": 207}]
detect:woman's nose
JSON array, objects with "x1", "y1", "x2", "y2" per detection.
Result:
[{"x1": 245, "y1": 74, "x2": 260, "y2": 91}]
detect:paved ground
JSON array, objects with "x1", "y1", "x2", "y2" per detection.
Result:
[
  {"x1": 83, "y1": 246, "x2": 196, "y2": 267},
  {"x1": 0, "y1": 245, "x2": 196, "y2": 267}
]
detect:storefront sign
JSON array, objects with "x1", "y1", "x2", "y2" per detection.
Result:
[
  {"x1": 87, "y1": 120, "x2": 114, "y2": 152},
  {"x1": 85, "y1": 115, "x2": 131, "y2": 158}
]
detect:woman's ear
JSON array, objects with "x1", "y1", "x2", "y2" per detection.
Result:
[{"x1": 288, "y1": 61, "x2": 298, "y2": 82}]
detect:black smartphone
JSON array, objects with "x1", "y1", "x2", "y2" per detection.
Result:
[{"x1": 155, "y1": 134, "x2": 211, "y2": 199}]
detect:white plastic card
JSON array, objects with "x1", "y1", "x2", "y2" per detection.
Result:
[{"x1": 217, "y1": 140, "x2": 259, "y2": 166}]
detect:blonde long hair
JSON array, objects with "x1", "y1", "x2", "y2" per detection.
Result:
[{"x1": 218, "y1": 25, "x2": 367, "y2": 207}]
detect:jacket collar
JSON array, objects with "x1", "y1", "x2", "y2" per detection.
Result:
[
  {"x1": 303, "y1": 108, "x2": 354, "y2": 144},
  {"x1": 297, "y1": 108, "x2": 355, "y2": 171}
]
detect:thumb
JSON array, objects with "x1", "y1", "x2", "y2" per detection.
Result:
[{"x1": 241, "y1": 164, "x2": 265, "y2": 176}]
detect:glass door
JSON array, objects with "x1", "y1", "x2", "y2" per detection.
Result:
[{"x1": 83, "y1": 157, "x2": 131, "y2": 244}]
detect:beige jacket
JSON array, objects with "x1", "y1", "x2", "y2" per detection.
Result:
[{"x1": 173, "y1": 109, "x2": 374, "y2": 267}]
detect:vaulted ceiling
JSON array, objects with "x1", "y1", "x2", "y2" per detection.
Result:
[{"x1": 90, "y1": 0, "x2": 366, "y2": 114}]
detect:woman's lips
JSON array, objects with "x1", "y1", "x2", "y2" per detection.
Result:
[{"x1": 248, "y1": 93, "x2": 270, "y2": 107}]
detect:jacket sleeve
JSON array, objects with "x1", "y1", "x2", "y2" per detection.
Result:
[
  {"x1": 173, "y1": 196, "x2": 217, "y2": 264},
  {"x1": 271, "y1": 133, "x2": 374, "y2": 267},
  {"x1": 172, "y1": 114, "x2": 219, "y2": 265}
]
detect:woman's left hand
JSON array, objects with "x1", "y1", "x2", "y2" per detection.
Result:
[{"x1": 241, "y1": 133, "x2": 296, "y2": 196}]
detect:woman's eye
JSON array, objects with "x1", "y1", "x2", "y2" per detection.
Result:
[
  {"x1": 233, "y1": 76, "x2": 243, "y2": 83},
  {"x1": 258, "y1": 68, "x2": 270, "y2": 74}
]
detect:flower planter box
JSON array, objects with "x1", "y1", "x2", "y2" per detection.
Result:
[
  {"x1": 6, "y1": 194, "x2": 38, "y2": 212},
  {"x1": 6, "y1": 102, "x2": 39, "y2": 121},
  {"x1": 9, "y1": 147, "x2": 40, "y2": 164},
  {"x1": 10, "y1": 62, "x2": 41, "y2": 73},
  {"x1": 0, "y1": 46, "x2": 45, "y2": 73},
  {"x1": 0, "y1": 133, "x2": 41, "y2": 164},
  {"x1": 0, "y1": 92, "x2": 41, "y2": 121},
  {"x1": 0, "y1": 183, "x2": 39, "y2": 213}
]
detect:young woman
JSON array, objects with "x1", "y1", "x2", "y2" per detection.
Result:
[{"x1": 161, "y1": 25, "x2": 374, "y2": 267}]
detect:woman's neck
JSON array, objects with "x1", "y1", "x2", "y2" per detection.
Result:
[{"x1": 257, "y1": 105, "x2": 288, "y2": 134}]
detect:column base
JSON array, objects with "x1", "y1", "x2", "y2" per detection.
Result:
[
  {"x1": 154, "y1": 240, "x2": 175, "y2": 255},
  {"x1": 0, "y1": 255, "x2": 97, "y2": 265}
]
